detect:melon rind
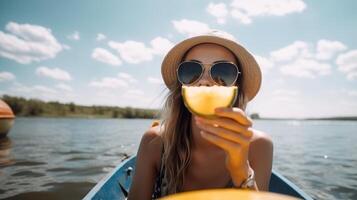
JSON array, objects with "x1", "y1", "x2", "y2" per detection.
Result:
[{"x1": 182, "y1": 85, "x2": 238, "y2": 118}]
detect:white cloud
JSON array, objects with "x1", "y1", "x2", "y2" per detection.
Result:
[
  {"x1": 272, "y1": 89, "x2": 299, "y2": 96},
  {"x1": 172, "y1": 19, "x2": 212, "y2": 37},
  {"x1": 91, "y1": 47, "x2": 122, "y2": 66},
  {"x1": 172, "y1": 19, "x2": 236, "y2": 41},
  {"x1": 85, "y1": 87, "x2": 159, "y2": 108},
  {"x1": 280, "y1": 58, "x2": 331, "y2": 78},
  {"x1": 338, "y1": 88, "x2": 357, "y2": 97},
  {"x1": 254, "y1": 55, "x2": 274, "y2": 75},
  {"x1": 32, "y1": 85, "x2": 57, "y2": 94},
  {"x1": 67, "y1": 31, "x2": 80, "y2": 41},
  {"x1": 270, "y1": 41, "x2": 311, "y2": 62},
  {"x1": 36, "y1": 66, "x2": 72, "y2": 81},
  {"x1": 316, "y1": 39, "x2": 347, "y2": 60},
  {"x1": 6, "y1": 82, "x2": 77, "y2": 103},
  {"x1": 0, "y1": 71, "x2": 15, "y2": 81},
  {"x1": 0, "y1": 21, "x2": 63, "y2": 64},
  {"x1": 270, "y1": 89, "x2": 300, "y2": 103},
  {"x1": 125, "y1": 89, "x2": 145, "y2": 98},
  {"x1": 96, "y1": 33, "x2": 106, "y2": 41},
  {"x1": 118, "y1": 72, "x2": 137, "y2": 83},
  {"x1": 108, "y1": 40, "x2": 153, "y2": 64},
  {"x1": 268, "y1": 40, "x2": 345, "y2": 79},
  {"x1": 231, "y1": 9, "x2": 252, "y2": 24},
  {"x1": 150, "y1": 37, "x2": 174, "y2": 56},
  {"x1": 271, "y1": 96, "x2": 296, "y2": 102},
  {"x1": 230, "y1": 0, "x2": 306, "y2": 24},
  {"x1": 89, "y1": 77, "x2": 128, "y2": 89},
  {"x1": 207, "y1": 3, "x2": 229, "y2": 24},
  {"x1": 147, "y1": 76, "x2": 163, "y2": 84},
  {"x1": 90, "y1": 73, "x2": 137, "y2": 89},
  {"x1": 347, "y1": 90, "x2": 357, "y2": 97},
  {"x1": 10, "y1": 83, "x2": 56, "y2": 95},
  {"x1": 272, "y1": 78, "x2": 286, "y2": 85},
  {"x1": 252, "y1": 84, "x2": 357, "y2": 118},
  {"x1": 107, "y1": 36, "x2": 174, "y2": 64},
  {"x1": 55, "y1": 83, "x2": 73, "y2": 92},
  {"x1": 336, "y1": 50, "x2": 357, "y2": 81},
  {"x1": 209, "y1": 29, "x2": 237, "y2": 41}
]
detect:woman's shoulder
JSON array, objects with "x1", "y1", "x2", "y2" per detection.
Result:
[
  {"x1": 249, "y1": 129, "x2": 273, "y2": 157},
  {"x1": 250, "y1": 129, "x2": 273, "y2": 146},
  {"x1": 138, "y1": 121, "x2": 164, "y2": 172},
  {"x1": 141, "y1": 121, "x2": 163, "y2": 146},
  {"x1": 249, "y1": 129, "x2": 273, "y2": 160}
]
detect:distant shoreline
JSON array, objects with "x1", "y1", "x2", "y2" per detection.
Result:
[
  {"x1": 13, "y1": 115, "x2": 357, "y2": 121},
  {"x1": 1, "y1": 95, "x2": 159, "y2": 119},
  {"x1": 255, "y1": 117, "x2": 357, "y2": 121},
  {"x1": 2, "y1": 95, "x2": 356, "y2": 121},
  {"x1": 12, "y1": 116, "x2": 156, "y2": 120}
]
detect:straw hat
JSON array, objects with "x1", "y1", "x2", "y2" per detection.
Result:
[{"x1": 161, "y1": 30, "x2": 262, "y2": 102}]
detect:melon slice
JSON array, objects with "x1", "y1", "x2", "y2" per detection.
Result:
[{"x1": 182, "y1": 85, "x2": 238, "y2": 118}]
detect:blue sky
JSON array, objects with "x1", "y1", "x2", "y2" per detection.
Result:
[{"x1": 0, "y1": 0, "x2": 356, "y2": 118}]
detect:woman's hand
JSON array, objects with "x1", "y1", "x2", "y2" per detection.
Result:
[{"x1": 194, "y1": 107, "x2": 255, "y2": 188}]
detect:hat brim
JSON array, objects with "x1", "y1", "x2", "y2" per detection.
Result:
[{"x1": 161, "y1": 35, "x2": 262, "y2": 102}]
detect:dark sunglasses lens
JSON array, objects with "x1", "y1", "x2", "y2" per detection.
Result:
[
  {"x1": 211, "y1": 63, "x2": 239, "y2": 86},
  {"x1": 177, "y1": 62, "x2": 202, "y2": 84}
]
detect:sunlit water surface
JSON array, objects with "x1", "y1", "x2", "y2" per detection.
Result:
[{"x1": 0, "y1": 118, "x2": 356, "y2": 199}]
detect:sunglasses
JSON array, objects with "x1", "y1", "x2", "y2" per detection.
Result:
[{"x1": 176, "y1": 60, "x2": 241, "y2": 86}]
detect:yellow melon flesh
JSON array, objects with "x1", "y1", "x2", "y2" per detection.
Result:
[{"x1": 182, "y1": 85, "x2": 238, "y2": 118}]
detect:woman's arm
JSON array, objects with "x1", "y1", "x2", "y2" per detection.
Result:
[
  {"x1": 249, "y1": 131, "x2": 273, "y2": 191},
  {"x1": 127, "y1": 127, "x2": 161, "y2": 200}
]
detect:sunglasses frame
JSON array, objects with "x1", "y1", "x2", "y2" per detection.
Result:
[{"x1": 176, "y1": 60, "x2": 241, "y2": 86}]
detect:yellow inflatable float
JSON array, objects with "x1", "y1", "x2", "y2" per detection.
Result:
[{"x1": 161, "y1": 188, "x2": 300, "y2": 200}]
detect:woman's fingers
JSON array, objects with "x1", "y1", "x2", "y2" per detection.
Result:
[
  {"x1": 196, "y1": 117, "x2": 253, "y2": 139},
  {"x1": 200, "y1": 130, "x2": 251, "y2": 185},
  {"x1": 200, "y1": 130, "x2": 243, "y2": 155},
  {"x1": 214, "y1": 107, "x2": 253, "y2": 127},
  {"x1": 196, "y1": 120, "x2": 250, "y2": 146}
]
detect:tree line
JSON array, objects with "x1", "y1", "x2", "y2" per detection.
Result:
[{"x1": 1, "y1": 95, "x2": 160, "y2": 119}]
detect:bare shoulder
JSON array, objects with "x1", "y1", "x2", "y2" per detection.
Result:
[
  {"x1": 139, "y1": 124, "x2": 164, "y2": 172},
  {"x1": 249, "y1": 129, "x2": 273, "y2": 152},
  {"x1": 128, "y1": 125, "x2": 164, "y2": 199},
  {"x1": 141, "y1": 125, "x2": 162, "y2": 146}
]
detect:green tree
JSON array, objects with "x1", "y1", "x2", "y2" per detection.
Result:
[
  {"x1": 25, "y1": 99, "x2": 43, "y2": 116},
  {"x1": 123, "y1": 107, "x2": 135, "y2": 118},
  {"x1": 69, "y1": 102, "x2": 76, "y2": 112},
  {"x1": 112, "y1": 110, "x2": 120, "y2": 118},
  {"x1": 250, "y1": 113, "x2": 260, "y2": 119}
]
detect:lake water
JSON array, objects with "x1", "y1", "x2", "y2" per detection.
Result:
[{"x1": 0, "y1": 118, "x2": 356, "y2": 199}]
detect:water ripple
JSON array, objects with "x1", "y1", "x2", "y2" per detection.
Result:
[{"x1": 0, "y1": 118, "x2": 356, "y2": 199}]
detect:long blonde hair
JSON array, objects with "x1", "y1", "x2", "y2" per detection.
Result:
[{"x1": 158, "y1": 49, "x2": 249, "y2": 195}]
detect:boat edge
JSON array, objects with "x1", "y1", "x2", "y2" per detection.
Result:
[
  {"x1": 82, "y1": 155, "x2": 136, "y2": 200},
  {"x1": 272, "y1": 169, "x2": 314, "y2": 200}
]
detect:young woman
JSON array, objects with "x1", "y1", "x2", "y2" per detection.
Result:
[{"x1": 128, "y1": 30, "x2": 273, "y2": 200}]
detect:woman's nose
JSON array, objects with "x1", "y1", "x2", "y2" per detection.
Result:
[{"x1": 195, "y1": 68, "x2": 215, "y2": 86}]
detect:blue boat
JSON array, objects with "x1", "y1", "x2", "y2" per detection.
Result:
[{"x1": 83, "y1": 155, "x2": 313, "y2": 200}]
